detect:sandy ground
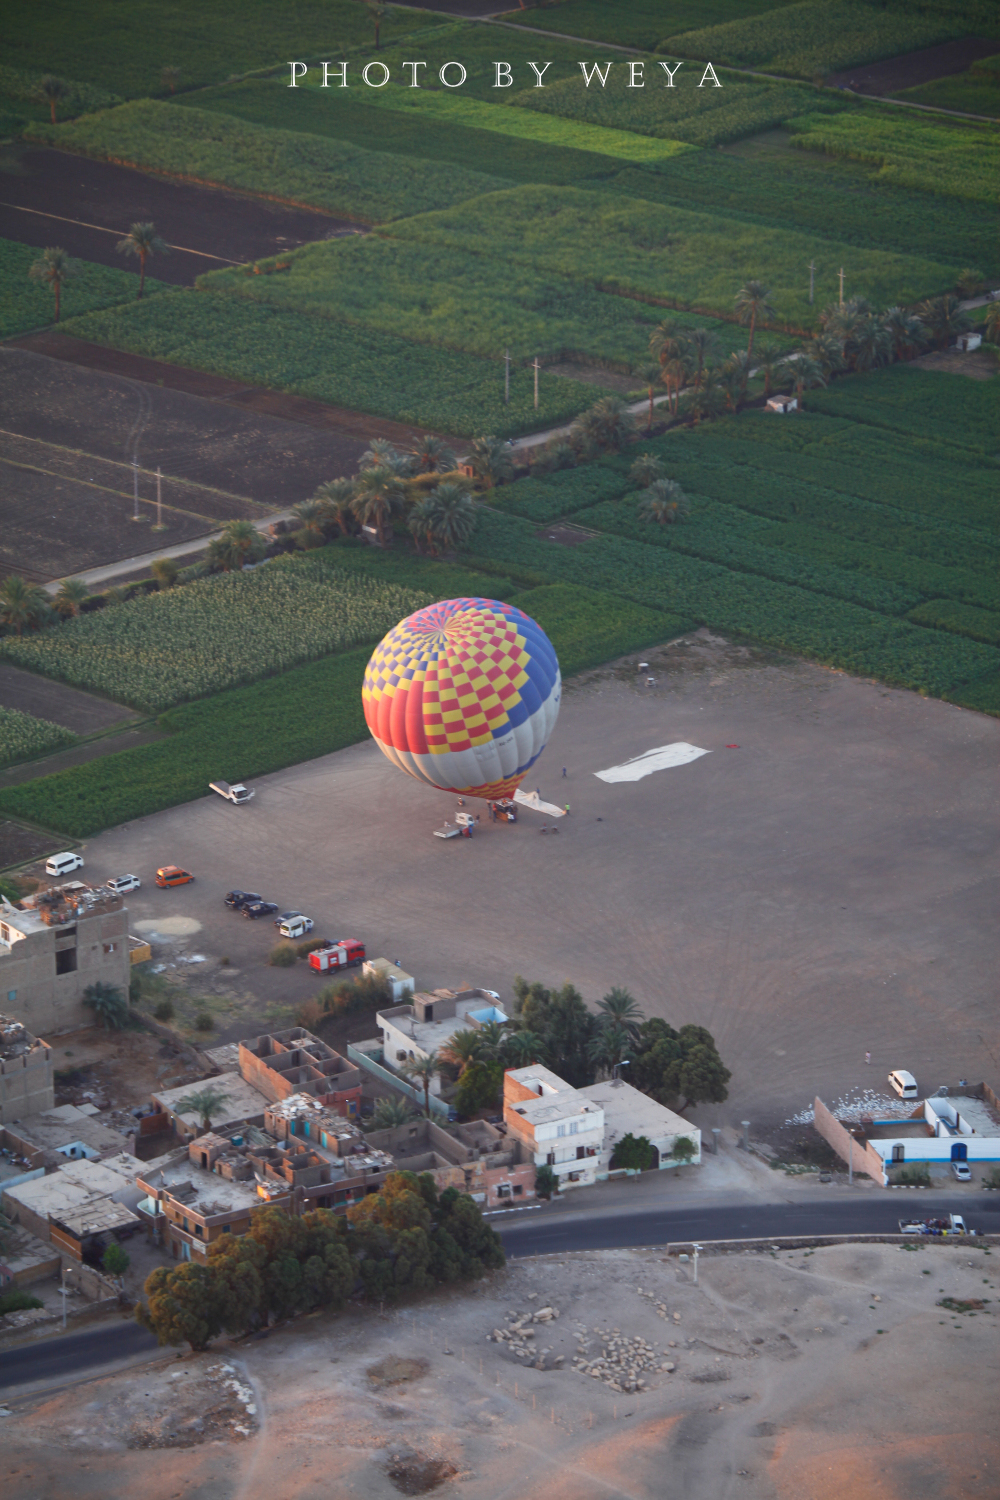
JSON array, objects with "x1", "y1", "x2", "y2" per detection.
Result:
[
  {"x1": 4, "y1": 1240, "x2": 998, "y2": 1500},
  {"x1": 54, "y1": 631, "x2": 997, "y2": 1135}
]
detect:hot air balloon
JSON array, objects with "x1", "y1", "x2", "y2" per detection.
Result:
[{"x1": 362, "y1": 597, "x2": 561, "y2": 800}]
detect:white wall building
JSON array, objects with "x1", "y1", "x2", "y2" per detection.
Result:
[
  {"x1": 378, "y1": 988, "x2": 507, "y2": 1098},
  {"x1": 579, "y1": 1078, "x2": 700, "y2": 1172},
  {"x1": 503, "y1": 1064, "x2": 604, "y2": 1190}
]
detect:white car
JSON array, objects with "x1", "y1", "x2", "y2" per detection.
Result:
[
  {"x1": 950, "y1": 1162, "x2": 972, "y2": 1182},
  {"x1": 107, "y1": 874, "x2": 141, "y2": 894},
  {"x1": 278, "y1": 916, "x2": 314, "y2": 940},
  {"x1": 888, "y1": 1069, "x2": 918, "y2": 1099}
]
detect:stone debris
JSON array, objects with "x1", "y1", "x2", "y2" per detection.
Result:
[
  {"x1": 570, "y1": 1326, "x2": 667, "y2": 1394},
  {"x1": 488, "y1": 1307, "x2": 563, "y2": 1366}
]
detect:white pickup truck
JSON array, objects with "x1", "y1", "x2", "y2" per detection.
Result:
[
  {"x1": 210, "y1": 780, "x2": 255, "y2": 805},
  {"x1": 898, "y1": 1213, "x2": 970, "y2": 1236}
]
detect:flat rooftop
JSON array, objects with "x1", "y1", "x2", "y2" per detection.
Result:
[
  {"x1": 12, "y1": 1103, "x2": 128, "y2": 1157},
  {"x1": 380, "y1": 996, "x2": 509, "y2": 1058},
  {"x1": 580, "y1": 1079, "x2": 693, "y2": 1145},
  {"x1": 5, "y1": 1153, "x2": 143, "y2": 1218},
  {"x1": 152, "y1": 1074, "x2": 270, "y2": 1128},
  {"x1": 137, "y1": 1152, "x2": 276, "y2": 1215}
]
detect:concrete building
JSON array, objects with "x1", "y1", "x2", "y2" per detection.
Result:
[
  {"x1": 2, "y1": 1102, "x2": 129, "y2": 1166},
  {"x1": 150, "y1": 1073, "x2": 271, "y2": 1144},
  {"x1": 579, "y1": 1079, "x2": 700, "y2": 1171},
  {"x1": 363, "y1": 958, "x2": 415, "y2": 1002},
  {"x1": 0, "y1": 1015, "x2": 53, "y2": 1125},
  {"x1": 503, "y1": 1065, "x2": 604, "y2": 1190},
  {"x1": 239, "y1": 1028, "x2": 362, "y2": 1118},
  {"x1": 378, "y1": 989, "x2": 508, "y2": 1099},
  {"x1": 814, "y1": 1088, "x2": 1000, "y2": 1185},
  {"x1": 0, "y1": 885, "x2": 130, "y2": 1035},
  {"x1": 264, "y1": 1094, "x2": 367, "y2": 1155},
  {"x1": 365, "y1": 1115, "x2": 536, "y2": 1208},
  {"x1": 3, "y1": 1153, "x2": 143, "y2": 1257}
]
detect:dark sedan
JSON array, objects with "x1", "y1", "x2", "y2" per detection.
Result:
[
  {"x1": 243, "y1": 900, "x2": 279, "y2": 920},
  {"x1": 225, "y1": 890, "x2": 262, "y2": 909},
  {"x1": 274, "y1": 910, "x2": 304, "y2": 926}
]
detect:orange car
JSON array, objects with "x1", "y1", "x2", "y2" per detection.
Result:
[{"x1": 155, "y1": 865, "x2": 195, "y2": 888}]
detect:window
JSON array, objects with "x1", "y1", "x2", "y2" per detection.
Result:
[
  {"x1": 569, "y1": 1120, "x2": 579, "y2": 1135},
  {"x1": 222, "y1": 1225, "x2": 231, "y2": 1233},
  {"x1": 546, "y1": 1151, "x2": 555, "y2": 1166},
  {"x1": 103, "y1": 942, "x2": 117, "y2": 955},
  {"x1": 7, "y1": 990, "x2": 15, "y2": 1004},
  {"x1": 194, "y1": 1225, "x2": 203, "y2": 1237},
  {"x1": 513, "y1": 1185, "x2": 523, "y2": 1196},
  {"x1": 0, "y1": 924, "x2": 9, "y2": 944},
  {"x1": 556, "y1": 1124, "x2": 567, "y2": 1137},
  {"x1": 55, "y1": 948, "x2": 77, "y2": 975},
  {"x1": 891, "y1": 1145, "x2": 904, "y2": 1163}
]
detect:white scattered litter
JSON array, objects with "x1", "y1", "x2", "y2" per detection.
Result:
[
  {"x1": 178, "y1": 954, "x2": 206, "y2": 964},
  {"x1": 595, "y1": 743, "x2": 710, "y2": 783}
]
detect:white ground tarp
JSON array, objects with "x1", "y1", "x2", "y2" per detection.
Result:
[
  {"x1": 513, "y1": 789, "x2": 567, "y2": 817},
  {"x1": 594, "y1": 742, "x2": 710, "y2": 783}
]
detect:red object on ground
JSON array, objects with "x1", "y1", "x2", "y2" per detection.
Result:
[{"x1": 726, "y1": 744, "x2": 740, "y2": 749}]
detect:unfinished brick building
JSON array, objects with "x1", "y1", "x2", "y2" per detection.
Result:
[
  {"x1": 239, "y1": 1028, "x2": 362, "y2": 1118},
  {"x1": 365, "y1": 1116, "x2": 536, "y2": 1208}
]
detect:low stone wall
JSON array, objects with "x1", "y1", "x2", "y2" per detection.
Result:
[{"x1": 813, "y1": 1096, "x2": 885, "y2": 1183}]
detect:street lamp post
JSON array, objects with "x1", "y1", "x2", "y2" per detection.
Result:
[{"x1": 612, "y1": 1060, "x2": 630, "y2": 1081}]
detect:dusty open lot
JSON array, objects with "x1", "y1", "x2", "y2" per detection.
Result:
[
  {"x1": 4, "y1": 1241, "x2": 998, "y2": 1500},
  {"x1": 58, "y1": 633, "x2": 998, "y2": 1132},
  {"x1": 827, "y1": 36, "x2": 1000, "y2": 95}
]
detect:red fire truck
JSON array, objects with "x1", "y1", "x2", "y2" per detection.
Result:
[{"x1": 308, "y1": 938, "x2": 366, "y2": 974}]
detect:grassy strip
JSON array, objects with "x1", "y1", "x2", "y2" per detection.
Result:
[
  {"x1": 0, "y1": 706, "x2": 77, "y2": 771},
  {"x1": 385, "y1": 184, "x2": 958, "y2": 330},
  {"x1": 25, "y1": 100, "x2": 511, "y2": 225},
  {"x1": 788, "y1": 109, "x2": 999, "y2": 205},
  {"x1": 58, "y1": 289, "x2": 597, "y2": 438},
  {"x1": 907, "y1": 600, "x2": 1000, "y2": 647},
  {"x1": 353, "y1": 84, "x2": 695, "y2": 162},
  {"x1": 507, "y1": 583, "x2": 691, "y2": 675},
  {"x1": 2, "y1": 0, "x2": 436, "y2": 98},
  {"x1": 0, "y1": 64, "x2": 121, "y2": 125},
  {"x1": 610, "y1": 150, "x2": 1000, "y2": 275},
  {"x1": 174, "y1": 79, "x2": 624, "y2": 187},
  {"x1": 661, "y1": 0, "x2": 980, "y2": 78},
  {"x1": 500, "y1": 0, "x2": 793, "y2": 52},
  {"x1": 0, "y1": 236, "x2": 167, "y2": 341},
  {"x1": 804, "y1": 367, "x2": 1000, "y2": 459}
]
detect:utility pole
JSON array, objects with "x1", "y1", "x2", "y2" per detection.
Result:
[
  {"x1": 808, "y1": 261, "x2": 816, "y2": 305},
  {"x1": 504, "y1": 348, "x2": 510, "y2": 405},
  {"x1": 692, "y1": 1243, "x2": 701, "y2": 1286},
  {"x1": 533, "y1": 356, "x2": 540, "y2": 411},
  {"x1": 154, "y1": 466, "x2": 164, "y2": 530},
  {"x1": 838, "y1": 267, "x2": 845, "y2": 307},
  {"x1": 132, "y1": 457, "x2": 140, "y2": 521}
]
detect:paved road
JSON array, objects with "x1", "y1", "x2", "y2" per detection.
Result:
[
  {"x1": 0, "y1": 1320, "x2": 158, "y2": 1393},
  {"x1": 498, "y1": 1195, "x2": 1000, "y2": 1257}
]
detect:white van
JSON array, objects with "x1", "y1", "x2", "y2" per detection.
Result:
[
  {"x1": 888, "y1": 1069, "x2": 918, "y2": 1099},
  {"x1": 278, "y1": 916, "x2": 314, "y2": 940},
  {"x1": 45, "y1": 852, "x2": 84, "y2": 878}
]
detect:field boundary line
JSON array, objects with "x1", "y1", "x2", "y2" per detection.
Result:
[{"x1": 0, "y1": 202, "x2": 243, "y2": 263}]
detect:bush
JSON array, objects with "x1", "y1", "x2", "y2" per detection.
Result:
[
  {"x1": 891, "y1": 1165, "x2": 932, "y2": 1188},
  {"x1": 268, "y1": 944, "x2": 297, "y2": 968},
  {"x1": 610, "y1": 1133, "x2": 655, "y2": 1171},
  {"x1": 294, "y1": 999, "x2": 326, "y2": 1031},
  {"x1": 672, "y1": 1136, "x2": 697, "y2": 1164},
  {"x1": 295, "y1": 937, "x2": 328, "y2": 958},
  {"x1": 102, "y1": 1242, "x2": 130, "y2": 1277},
  {"x1": 0, "y1": 1287, "x2": 44, "y2": 1315},
  {"x1": 535, "y1": 1165, "x2": 558, "y2": 1200},
  {"x1": 320, "y1": 972, "x2": 392, "y2": 1017},
  {"x1": 153, "y1": 998, "x2": 174, "y2": 1022},
  {"x1": 194, "y1": 1012, "x2": 214, "y2": 1033}
]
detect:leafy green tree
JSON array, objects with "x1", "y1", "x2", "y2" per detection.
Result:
[
  {"x1": 150, "y1": 558, "x2": 178, "y2": 590},
  {"x1": 351, "y1": 465, "x2": 406, "y2": 546},
  {"x1": 117, "y1": 222, "x2": 168, "y2": 299},
  {"x1": 431, "y1": 1185, "x2": 505, "y2": 1278},
  {"x1": 401, "y1": 1053, "x2": 441, "y2": 1117},
  {"x1": 371, "y1": 1095, "x2": 414, "y2": 1130},
  {"x1": 208, "y1": 1232, "x2": 266, "y2": 1333},
  {"x1": 54, "y1": 577, "x2": 89, "y2": 618},
  {"x1": 630, "y1": 1020, "x2": 731, "y2": 1113},
  {"x1": 610, "y1": 1133, "x2": 654, "y2": 1171},
  {"x1": 209, "y1": 518, "x2": 267, "y2": 572},
  {"x1": 83, "y1": 981, "x2": 128, "y2": 1031},
  {"x1": 138, "y1": 1262, "x2": 222, "y2": 1351},
  {"x1": 102, "y1": 1241, "x2": 130, "y2": 1277},
  {"x1": 638, "y1": 478, "x2": 689, "y2": 525},
  {"x1": 671, "y1": 1136, "x2": 697, "y2": 1164},
  {"x1": 161, "y1": 65, "x2": 182, "y2": 94},
  {"x1": 454, "y1": 1059, "x2": 503, "y2": 1118},
  {"x1": 468, "y1": 435, "x2": 514, "y2": 489},
  {"x1": 40, "y1": 75, "x2": 68, "y2": 124},
  {"x1": 735, "y1": 279, "x2": 776, "y2": 360},
  {"x1": 173, "y1": 1084, "x2": 231, "y2": 1132},
  {"x1": 628, "y1": 453, "x2": 663, "y2": 490},
  {"x1": 534, "y1": 1165, "x2": 558, "y2": 1199},
  {"x1": 29, "y1": 246, "x2": 77, "y2": 322},
  {"x1": 513, "y1": 977, "x2": 596, "y2": 1088}
]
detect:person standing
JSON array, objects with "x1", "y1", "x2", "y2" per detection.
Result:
[{"x1": 865, "y1": 1051, "x2": 871, "y2": 1065}]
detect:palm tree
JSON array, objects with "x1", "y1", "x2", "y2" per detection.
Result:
[
  {"x1": 291, "y1": 499, "x2": 327, "y2": 546},
  {"x1": 359, "y1": 437, "x2": 407, "y2": 474},
  {"x1": 881, "y1": 307, "x2": 928, "y2": 363},
  {"x1": 40, "y1": 75, "x2": 68, "y2": 124},
  {"x1": 407, "y1": 495, "x2": 436, "y2": 555},
  {"x1": 475, "y1": 1020, "x2": 507, "y2": 1059},
  {"x1": 917, "y1": 294, "x2": 968, "y2": 350},
  {"x1": 637, "y1": 362, "x2": 664, "y2": 434},
  {"x1": 735, "y1": 280, "x2": 776, "y2": 360},
  {"x1": 754, "y1": 342, "x2": 786, "y2": 398},
  {"x1": 850, "y1": 316, "x2": 892, "y2": 373},
  {"x1": 425, "y1": 483, "x2": 477, "y2": 554},
  {"x1": 371, "y1": 1095, "x2": 414, "y2": 1130},
  {"x1": 572, "y1": 395, "x2": 635, "y2": 454},
  {"x1": 364, "y1": 0, "x2": 387, "y2": 49},
  {"x1": 467, "y1": 435, "x2": 514, "y2": 489},
  {"x1": 407, "y1": 435, "x2": 457, "y2": 474},
  {"x1": 680, "y1": 372, "x2": 725, "y2": 426},
  {"x1": 682, "y1": 328, "x2": 718, "y2": 388},
  {"x1": 210, "y1": 519, "x2": 266, "y2": 572},
  {"x1": 0, "y1": 575, "x2": 52, "y2": 635},
  {"x1": 722, "y1": 349, "x2": 751, "y2": 409},
  {"x1": 116, "y1": 222, "x2": 169, "y2": 299},
  {"x1": 801, "y1": 333, "x2": 845, "y2": 379},
  {"x1": 628, "y1": 453, "x2": 663, "y2": 490},
  {"x1": 401, "y1": 1053, "x2": 440, "y2": 1117},
  {"x1": 313, "y1": 477, "x2": 357, "y2": 535},
  {"x1": 439, "y1": 1029, "x2": 483, "y2": 1077},
  {"x1": 955, "y1": 268, "x2": 984, "y2": 299},
  {"x1": 150, "y1": 558, "x2": 178, "y2": 590},
  {"x1": 586, "y1": 1022, "x2": 632, "y2": 1072},
  {"x1": 791, "y1": 355, "x2": 827, "y2": 405},
  {"x1": 54, "y1": 578, "x2": 89, "y2": 618},
  {"x1": 28, "y1": 246, "x2": 76, "y2": 323},
  {"x1": 648, "y1": 319, "x2": 683, "y2": 367},
  {"x1": 161, "y1": 65, "x2": 182, "y2": 94},
  {"x1": 597, "y1": 987, "x2": 645, "y2": 1039},
  {"x1": 82, "y1": 981, "x2": 128, "y2": 1031},
  {"x1": 638, "y1": 479, "x2": 689, "y2": 525},
  {"x1": 351, "y1": 465, "x2": 406, "y2": 546},
  {"x1": 503, "y1": 1030, "x2": 546, "y2": 1067},
  {"x1": 660, "y1": 353, "x2": 690, "y2": 416},
  {"x1": 985, "y1": 300, "x2": 1000, "y2": 345},
  {"x1": 173, "y1": 1084, "x2": 231, "y2": 1132}
]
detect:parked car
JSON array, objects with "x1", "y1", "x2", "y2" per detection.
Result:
[
  {"x1": 243, "y1": 900, "x2": 279, "y2": 920},
  {"x1": 155, "y1": 866, "x2": 194, "y2": 887},
  {"x1": 951, "y1": 1162, "x2": 973, "y2": 1181},
  {"x1": 278, "y1": 916, "x2": 313, "y2": 940},
  {"x1": 106, "y1": 874, "x2": 141, "y2": 894},
  {"x1": 225, "y1": 891, "x2": 262, "y2": 910},
  {"x1": 274, "y1": 910, "x2": 305, "y2": 927},
  {"x1": 888, "y1": 1069, "x2": 918, "y2": 1099},
  {"x1": 45, "y1": 852, "x2": 84, "y2": 878}
]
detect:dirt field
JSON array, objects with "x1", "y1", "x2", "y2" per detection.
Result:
[
  {"x1": 911, "y1": 347, "x2": 997, "y2": 382},
  {"x1": 0, "y1": 146, "x2": 362, "y2": 284},
  {"x1": 58, "y1": 631, "x2": 998, "y2": 1133},
  {"x1": 5, "y1": 1240, "x2": 998, "y2": 1499},
  {"x1": 827, "y1": 36, "x2": 1000, "y2": 94}
]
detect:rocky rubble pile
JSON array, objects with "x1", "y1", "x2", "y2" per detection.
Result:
[
  {"x1": 571, "y1": 1325, "x2": 675, "y2": 1395},
  {"x1": 488, "y1": 1305, "x2": 565, "y2": 1370}
]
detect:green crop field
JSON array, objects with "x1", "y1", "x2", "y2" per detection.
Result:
[
  {"x1": 0, "y1": 558, "x2": 434, "y2": 712},
  {"x1": 26, "y1": 101, "x2": 511, "y2": 225},
  {"x1": 894, "y1": 70, "x2": 1000, "y2": 119},
  {"x1": 508, "y1": 583, "x2": 690, "y2": 676},
  {"x1": 388, "y1": 184, "x2": 958, "y2": 330},
  {"x1": 789, "y1": 110, "x2": 999, "y2": 205},
  {"x1": 500, "y1": 0, "x2": 797, "y2": 52},
  {"x1": 0, "y1": 707, "x2": 77, "y2": 771},
  {"x1": 0, "y1": 236, "x2": 167, "y2": 340},
  {"x1": 57, "y1": 289, "x2": 597, "y2": 437},
  {"x1": 661, "y1": 0, "x2": 983, "y2": 79},
  {"x1": 2, "y1": 0, "x2": 436, "y2": 99},
  {"x1": 805, "y1": 366, "x2": 1000, "y2": 458}
]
